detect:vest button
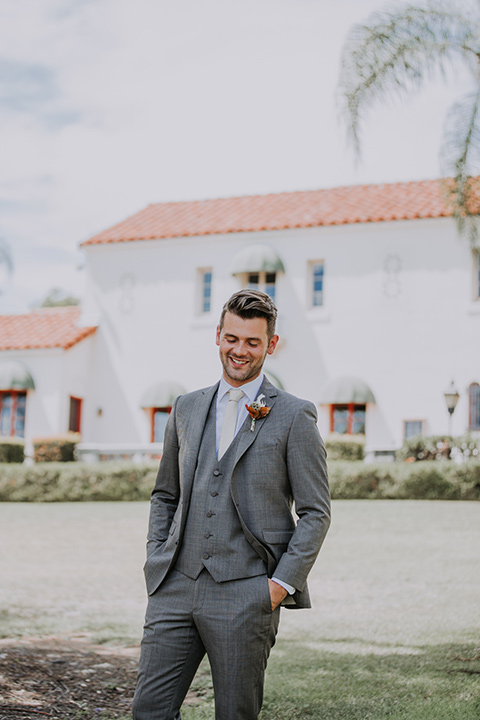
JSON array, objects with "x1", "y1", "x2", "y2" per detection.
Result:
[
  {"x1": 203, "y1": 553, "x2": 210, "y2": 560},
  {"x1": 213, "y1": 470, "x2": 221, "y2": 476},
  {"x1": 206, "y1": 511, "x2": 214, "y2": 517},
  {"x1": 204, "y1": 533, "x2": 211, "y2": 539},
  {"x1": 210, "y1": 491, "x2": 218, "y2": 497}
]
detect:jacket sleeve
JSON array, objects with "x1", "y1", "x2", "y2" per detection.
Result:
[
  {"x1": 146, "y1": 397, "x2": 181, "y2": 558},
  {"x1": 272, "y1": 400, "x2": 331, "y2": 592}
]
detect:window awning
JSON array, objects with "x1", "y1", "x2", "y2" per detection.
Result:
[
  {"x1": 264, "y1": 369, "x2": 285, "y2": 390},
  {"x1": 0, "y1": 360, "x2": 35, "y2": 391},
  {"x1": 140, "y1": 381, "x2": 186, "y2": 408},
  {"x1": 319, "y1": 376, "x2": 375, "y2": 404},
  {"x1": 230, "y1": 244, "x2": 285, "y2": 275}
]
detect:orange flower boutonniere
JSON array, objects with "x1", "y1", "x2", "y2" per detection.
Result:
[{"x1": 245, "y1": 394, "x2": 271, "y2": 432}]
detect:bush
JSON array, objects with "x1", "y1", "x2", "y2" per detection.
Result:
[
  {"x1": 325, "y1": 434, "x2": 365, "y2": 461},
  {"x1": 0, "y1": 461, "x2": 158, "y2": 502},
  {"x1": 0, "y1": 458, "x2": 478, "y2": 502},
  {"x1": 328, "y1": 460, "x2": 480, "y2": 501},
  {"x1": 33, "y1": 434, "x2": 81, "y2": 463},
  {"x1": 396, "y1": 433, "x2": 480, "y2": 462},
  {"x1": 452, "y1": 433, "x2": 480, "y2": 461},
  {"x1": 0, "y1": 437, "x2": 25, "y2": 463}
]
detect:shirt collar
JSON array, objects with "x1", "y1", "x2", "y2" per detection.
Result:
[{"x1": 218, "y1": 373, "x2": 264, "y2": 404}]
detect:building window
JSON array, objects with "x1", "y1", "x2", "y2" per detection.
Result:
[
  {"x1": 469, "y1": 383, "x2": 480, "y2": 430},
  {"x1": 151, "y1": 407, "x2": 172, "y2": 442},
  {"x1": 0, "y1": 391, "x2": 26, "y2": 438},
  {"x1": 69, "y1": 396, "x2": 82, "y2": 433},
  {"x1": 330, "y1": 404, "x2": 366, "y2": 434},
  {"x1": 404, "y1": 420, "x2": 424, "y2": 440},
  {"x1": 309, "y1": 261, "x2": 324, "y2": 307},
  {"x1": 198, "y1": 268, "x2": 212, "y2": 313},
  {"x1": 245, "y1": 272, "x2": 276, "y2": 301}
]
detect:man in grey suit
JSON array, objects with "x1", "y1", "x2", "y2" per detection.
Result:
[{"x1": 133, "y1": 289, "x2": 330, "y2": 720}]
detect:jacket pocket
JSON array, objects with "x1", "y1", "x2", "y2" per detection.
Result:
[{"x1": 262, "y1": 529, "x2": 294, "y2": 544}]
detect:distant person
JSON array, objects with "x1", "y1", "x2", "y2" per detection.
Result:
[{"x1": 133, "y1": 288, "x2": 331, "y2": 720}]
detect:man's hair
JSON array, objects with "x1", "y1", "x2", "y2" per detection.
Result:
[{"x1": 219, "y1": 289, "x2": 278, "y2": 339}]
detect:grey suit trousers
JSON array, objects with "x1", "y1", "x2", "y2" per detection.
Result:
[{"x1": 132, "y1": 569, "x2": 280, "y2": 720}]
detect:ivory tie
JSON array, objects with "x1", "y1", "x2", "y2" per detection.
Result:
[{"x1": 218, "y1": 388, "x2": 245, "y2": 459}]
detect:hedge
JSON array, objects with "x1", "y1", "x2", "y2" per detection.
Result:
[
  {"x1": 328, "y1": 460, "x2": 480, "y2": 500},
  {"x1": 0, "y1": 459, "x2": 479, "y2": 502},
  {"x1": 396, "y1": 433, "x2": 480, "y2": 462},
  {"x1": 0, "y1": 461, "x2": 158, "y2": 502},
  {"x1": 33, "y1": 434, "x2": 80, "y2": 463},
  {"x1": 325, "y1": 434, "x2": 365, "y2": 461},
  {"x1": 0, "y1": 438, "x2": 25, "y2": 464}
]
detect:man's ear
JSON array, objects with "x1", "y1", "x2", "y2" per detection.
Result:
[
  {"x1": 215, "y1": 325, "x2": 221, "y2": 346},
  {"x1": 267, "y1": 334, "x2": 279, "y2": 355}
]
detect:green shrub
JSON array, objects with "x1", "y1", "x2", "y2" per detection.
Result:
[
  {"x1": 33, "y1": 434, "x2": 80, "y2": 463},
  {"x1": 0, "y1": 461, "x2": 158, "y2": 502},
  {"x1": 325, "y1": 434, "x2": 365, "y2": 461},
  {"x1": 0, "y1": 437, "x2": 25, "y2": 463},
  {"x1": 452, "y1": 433, "x2": 480, "y2": 460},
  {"x1": 396, "y1": 433, "x2": 480, "y2": 462},
  {"x1": 393, "y1": 463, "x2": 459, "y2": 500},
  {"x1": 327, "y1": 460, "x2": 480, "y2": 501},
  {"x1": 396, "y1": 434, "x2": 453, "y2": 462},
  {"x1": 1, "y1": 458, "x2": 478, "y2": 502}
]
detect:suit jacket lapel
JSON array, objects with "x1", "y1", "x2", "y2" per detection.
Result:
[
  {"x1": 182, "y1": 382, "x2": 218, "y2": 498},
  {"x1": 232, "y1": 377, "x2": 278, "y2": 469}
]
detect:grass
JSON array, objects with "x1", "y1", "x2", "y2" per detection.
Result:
[
  {"x1": 0, "y1": 500, "x2": 479, "y2": 718},
  {"x1": 260, "y1": 641, "x2": 480, "y2": 720},
  {"x1": 179, "y1": 643, "x2": 480, "y2": 719}
]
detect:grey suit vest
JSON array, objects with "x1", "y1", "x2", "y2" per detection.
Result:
[{"x1": 174, "y1": 394, "x2": 265, "y2": 582}]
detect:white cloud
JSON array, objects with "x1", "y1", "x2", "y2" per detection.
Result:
[{"x1": 0, "y1": 0, "x2": 471, "y2": 312}]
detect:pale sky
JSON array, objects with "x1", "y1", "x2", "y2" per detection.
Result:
[{"x1": 0, "y1": 0, "x2": 472, "y2": 312}]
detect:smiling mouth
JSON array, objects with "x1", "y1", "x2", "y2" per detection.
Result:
[{"x1": 229, "y1": 356, "x2": 248, "y2": 367}]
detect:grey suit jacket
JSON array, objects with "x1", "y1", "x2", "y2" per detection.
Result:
[{"x1": 144, "y1": 377, "x2": 331, "y2": 609}]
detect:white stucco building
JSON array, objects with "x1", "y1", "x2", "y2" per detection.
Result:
[
  {"x1": 1, "y1": 178, "x2": 479, "y2": 459},
  {"x1": 0, "y1": 308, "x2": 96, "y2": 445}
]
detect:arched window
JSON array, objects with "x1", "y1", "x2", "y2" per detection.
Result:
[
  {"x1": 330, "y1": 404, "x2": 366, "y2": 435},
  {"x1": 0, "y1": 391, "x2": 26, "y2": 438},
  {"x1": 469, "y1": 383, "x2": 480, "y2": 430},
  {"x1": 140, "y1": 381, "x2": 185, "y2": 443},
  {"x1": 230, "y1": 244, "x2": 285, "y2": 304},
  {"x1": 151, "y1": 407, "x2": 172, "y2": 443}
]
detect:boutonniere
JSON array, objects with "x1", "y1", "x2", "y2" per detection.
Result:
[{"x1": 245, "y1": 393, "x2": 271, "y2": 432}]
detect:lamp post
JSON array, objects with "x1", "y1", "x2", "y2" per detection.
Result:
[{"x1": 444, "y1": 381, "x2": 460, "y2": 436}]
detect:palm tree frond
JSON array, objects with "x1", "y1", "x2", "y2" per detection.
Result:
[
  {"x1": 0, "y1": 238, "x2": 13, "y2": 274},
  {"x1": 338, "y1": 1, "x2": 480, "y2": 154},
  {"x1": 441, "y1": 90, "x2": 480, "y2": 177},
  {"x1": 441, "y1": 90, "x2": 480, "y2": 245}
]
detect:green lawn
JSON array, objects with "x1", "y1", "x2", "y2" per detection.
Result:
[{"x1": 0, "y1": 500, "x2": 479, "y2": 718}]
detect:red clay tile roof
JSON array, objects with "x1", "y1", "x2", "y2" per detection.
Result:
[
  {"x1": 0, "y1": 307, "x2": 97, "y2": 351},
  {"x1": 81, "y1": 178, "x2": 461, "y2": 246}
]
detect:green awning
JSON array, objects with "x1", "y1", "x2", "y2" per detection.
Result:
[
  {"x1": 319, "y1": 376, "x2": 375, "y2": 404},
  {"x1": 0, "y1": 360, "x2": 35, "y2": 391},
  {"x1": 230, "y1": 244, "x2": 285, "y2": 275},
  {"x1": 264, "y1": 369, "x2": 285, "y2": 390},
  {"x1": 140, "y1": 381, "x2": 186, "y2": 408}
]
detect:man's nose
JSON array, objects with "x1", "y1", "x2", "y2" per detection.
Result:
[{"x1": 233, "y1": 341, "x2": 248, "y2": 355}]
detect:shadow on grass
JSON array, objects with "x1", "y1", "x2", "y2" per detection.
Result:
[{"x1": 182, "y1": 640, "x2": 480, "y2": 720}]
